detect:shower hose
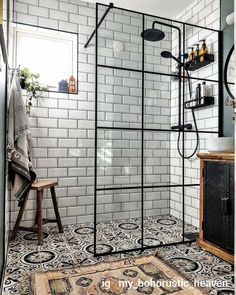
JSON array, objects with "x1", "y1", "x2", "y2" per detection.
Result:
[{"x1": 177, "y1": 69, "x2": 199, "y2": 159}]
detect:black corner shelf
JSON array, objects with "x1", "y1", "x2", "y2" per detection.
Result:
[
  {"x1": 185, "y1": 96, "x2": 215, "y2": 110},
  {"x1": 185, "y1": 54, "x2": 214, "y2": 71}
]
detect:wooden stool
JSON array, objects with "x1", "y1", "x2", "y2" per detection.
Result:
[{"x1": 11, "y1": 180, "x2": 63, "y2": 245}]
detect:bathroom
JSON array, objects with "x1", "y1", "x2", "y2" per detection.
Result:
[{"x1": 0, "y1": 0, "x2": 234, "y2": 294}]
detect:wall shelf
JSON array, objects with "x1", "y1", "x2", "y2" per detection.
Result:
[
  {"x1": 185, "y1": 96, "x2": 215, "y2": 110},
  {"x1": 46, "y1": 89, "x2": 78, "y2": 95},
  {"x1": 22, "y1": 88, "x2": 78, "y2": 95},
  {"x1": 185, "y1": 54, "x2": 214, "y2": 71}
]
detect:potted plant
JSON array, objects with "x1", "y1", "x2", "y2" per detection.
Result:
[{"x1": 19, "y1": 67, "x2": 47, "y2": 115}]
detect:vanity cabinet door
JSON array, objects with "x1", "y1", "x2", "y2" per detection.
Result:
[
  {"x1": 227, "y1": 163, "x2": 234, "y2": 253},
  {"x1": 203, "y1": 161, "x2": 230, "y2": 250}
]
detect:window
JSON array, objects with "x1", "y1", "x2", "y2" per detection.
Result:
[{"x1": 14, "y1": 24, "x2": 77, "y2": 92}]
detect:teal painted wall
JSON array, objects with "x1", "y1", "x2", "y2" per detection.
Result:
[
  {"x1": 221, "y1": 0, "x2": 234, "y2": 136},
  {"x1": 0, "y1": 65, "x2": 6, "y2": 283}
]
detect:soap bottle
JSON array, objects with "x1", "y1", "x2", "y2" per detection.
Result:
[
  {"x1": 199, "y1": 39, "x2": 208, "y2": 62},
  {"x1": 188, "y1": 47, "x2": 195, "y2": 63},
  {"x1": 194, "y1": 44, "x2": 200, "y2": 64}
]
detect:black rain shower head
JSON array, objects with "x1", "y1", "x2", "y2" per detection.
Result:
[
  {"x1": 141, "y1": 28, "x2": 165, "y2": 41},
  {"x1": 141, "y1": 21, "x2": 165, "y2": 42}
]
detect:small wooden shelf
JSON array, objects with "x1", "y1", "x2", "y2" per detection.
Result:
[
  {"x1": 185, "y1": 54, "x2": 214, "y2": 71},
  {"x1": 185, "y1": 96, "x2": 214, "y2": 110}
]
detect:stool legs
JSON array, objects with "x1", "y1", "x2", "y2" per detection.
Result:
[
  {"x1": 11, "y1": 183, "x2": 63, "y2": 244},
  {"x1": 50, "y1": 187, "x2": 63, "y2": 233},
  {"x1": 11, "y1": 192, "x2": 29, "y2": 241},
  {"x1": 35, "y1": 189, "x2": 43, "y2": 226},
  {"x1": 37, "y1": 190, "x2": 43, "y2": 245}
]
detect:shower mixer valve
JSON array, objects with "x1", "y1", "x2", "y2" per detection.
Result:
[{"x1": 171, "y1": 124, "x2": 193, "y2": 131}]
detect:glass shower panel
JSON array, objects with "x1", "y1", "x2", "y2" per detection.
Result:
[
  {"x1": 184, "y1": 186, "x2": 200, "y2": 232},
  {"x1": 96, "y1": 188, "x2": 142, "y2": 254},
  {"x1": 97, "y1": 129, "x2": 141, "y2": 189},
  {"x1": 144, "y1": 74, "x2": 171, "y2": 130},
  {"x1": 97, "y1": 68, "x2": 142, "y2": 129},
  {"x1": 183, "y1": 131, "x2": 219, "y2": 185},
  {"x1": 144, "y1": 16, "x2": 172, "y2": 74},
  {"x1": 144, "y1": 131, "x2": 185, "y2": 187},
  {"x1": 97, "y1": 6, "x2": 142, "y2": 71},
  {"x1": 168, "y1": 185, "x2": 199, "y2": 242},
  {"x1": 143, "y1": 187, "x2": 184, "y2": 246},
  {"x1": 183, "y1": 26, "x2": 219, "y2": 81},
  {"x1": 183, "y1": 79, "x2": 219, "y2": 133}
]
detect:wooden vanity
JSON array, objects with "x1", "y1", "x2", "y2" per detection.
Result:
[{"x1": 197, "y1": 152, "x2": 234, "y2": 264}]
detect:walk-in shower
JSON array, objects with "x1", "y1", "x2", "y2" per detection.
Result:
[{"x1": 85, "y1": 2, "x2": 223, "y2": 256}]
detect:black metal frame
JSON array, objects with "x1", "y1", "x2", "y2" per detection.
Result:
[
  {"x1": 223, "y1": 44, "x2": 234, "y2": 100},
  {"x1": 92, "y1": 3, "x2": 223, "y2": 257},
  {"x1": 84, "y1": 2, "x2": 113, "y2": 48}
]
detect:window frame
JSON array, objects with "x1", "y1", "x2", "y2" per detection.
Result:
[{"x1": 13, "y1": 23, "x2": 78, "y2": 94}]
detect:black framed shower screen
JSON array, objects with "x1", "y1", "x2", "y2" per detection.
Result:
[{"x1": 93, "y1": 2, "x2": 223, "y2": 256}]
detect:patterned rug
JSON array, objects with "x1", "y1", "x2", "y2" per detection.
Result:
[{"x1": 32, "y1": 255, "x2": 205, "y2": 294}]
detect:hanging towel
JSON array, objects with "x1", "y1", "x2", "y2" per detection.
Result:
[{"x1": 7, "y1": 75, "x2": 36, "y2": 204}]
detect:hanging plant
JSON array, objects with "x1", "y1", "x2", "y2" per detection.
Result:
[{"x1": 19, "y1": 67, "x2": 47, "y2": 115}]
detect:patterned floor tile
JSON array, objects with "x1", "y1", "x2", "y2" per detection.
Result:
[{"x1": 2, "y1": 215, "x2": 234, "y2": 295}]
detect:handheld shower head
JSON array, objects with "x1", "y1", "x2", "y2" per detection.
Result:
[
  {"x1": 161, "y1": 51, "x2": 183, "y2": 66},
  {"x1": 161, "y1": 51, "x2": 173, "y2": 58}
]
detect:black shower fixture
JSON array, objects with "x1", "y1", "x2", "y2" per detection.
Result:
[
  {"x1": 161, "y1": 51, "x2": 184, "y2": 67},
  {"x1": 141, "y1": 21, "x2": 165, "y2": 41},
  {"x1": 161, "y1": 50, "x2": 200, "y2": 159}
]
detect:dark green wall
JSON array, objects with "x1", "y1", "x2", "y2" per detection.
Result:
[
  {"x1": 221, "y1": 0, "x2": 234, "y2": 136},
  {"x1": 0, "y1": 64, "x2": 6, "y2": 284}
]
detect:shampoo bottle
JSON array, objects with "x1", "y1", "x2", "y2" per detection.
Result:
[
  {"x1": 199, "y1": 39, "x2": 208, "y2": 62},
  {"x1": 188, "y1": 47, "x2": 195, "y2": 63},
  {"x1": 194, "y1": 44, "x2": 200, "y2": 64}
]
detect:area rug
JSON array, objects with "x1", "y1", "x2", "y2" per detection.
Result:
[{"x1": 32, "y1": 255, "x2": 205, "y2": 294}]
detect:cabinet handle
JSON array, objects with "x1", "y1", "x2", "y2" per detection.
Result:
[{"x1": 221, "y1": 197, "x2": 230, "y2": 215}]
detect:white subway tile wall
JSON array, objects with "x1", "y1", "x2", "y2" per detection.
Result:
[{"x1": 11, "y1": 0, "x2": 220, "y2": 229}]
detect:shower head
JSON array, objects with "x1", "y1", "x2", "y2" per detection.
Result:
[
  {"x1": 161, "y1": 50, "x2": 183, "y2": 66},
  {"x1": 141, "y1": 21, "x2": 165, "y2": 42},
  {"x1": 161, "y1": 51, "x2": 173, "y2": 59},
  {"x1": 141, "y1": 28, "x2": 165, "y2": 41}
]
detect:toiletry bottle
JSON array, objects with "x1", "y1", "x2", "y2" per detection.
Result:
[
  {"x1": 202, "y1": 81, "x2": 207, "y2": 97},
  {"x1": 199, "y1": 39, "x2": 208, "y2": 62},
  {"x1": 194, "y1": 44, "x2": 200, "y2": 64},
  {"x1": 188, "y1": 47, "x2": 195, "y2": 63},
  {"x1": 195, "y1": 83, "x2": 201, "y2": 105}
]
